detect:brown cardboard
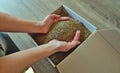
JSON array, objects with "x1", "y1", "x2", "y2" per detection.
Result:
[
  {"x1": 30, "y1": 5, "x2": 120, "y2": 73},
  {"x1": 57, "y1": 29, "x2": 120, "y2": 73},
  {"x1": 30, "y1": 5, "x2": 94, "y2": 67},
  {"x1": 47, "y1": 5, "x2": 96, "y2": 67}
]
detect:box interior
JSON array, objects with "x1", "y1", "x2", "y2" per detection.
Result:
[
  {"x1": 50, "y1": 5, "x2": 96, "y2": 66},
  {"x1": 30, "y1": 5, "x2": 96, "y2": 67}
]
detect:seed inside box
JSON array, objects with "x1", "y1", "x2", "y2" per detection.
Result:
[
  {"x1": 31, "y1": 18, "x2": 90, "y2": 65},
  {"x1": 30, "y1": 5, "x2": 96, "y2": 66}
]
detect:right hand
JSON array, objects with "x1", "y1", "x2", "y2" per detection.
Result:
[{"x1": 38, "y1": 14, "x2": 70, "y2": 33}]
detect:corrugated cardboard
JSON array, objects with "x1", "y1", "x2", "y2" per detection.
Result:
[
  {"x1": 30, "y1": 5, "x2": 120, "y2": 73},
  {"x1": 57, "y1": 29, "x2": 120, "y2": 73},
  {"x1": 47, "y1": 5, "x2": 96, "y2": 67}
]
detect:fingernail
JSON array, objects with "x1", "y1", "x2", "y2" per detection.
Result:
[
  {"x1": 73, "y1": 30, "x2": 80, "y2": 41},
  {"x1": 78, "y1": 41, "x2": 81, "y2": 44},
  {"x1": 61, "y1": 17, "x2": 69, "y2": 20},
  {"x1": 77, "y1": 30, "x2": 80, "y2": 33}
]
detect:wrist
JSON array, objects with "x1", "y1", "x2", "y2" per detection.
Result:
[
  {"x1": 36, "y1": 21, "x2": 50, "y2": 34},
  {"x1": 25, "y1": 21, "x2": 43, "y2": 33},
  {"x1": 32, "y1": 21, "x2": 47, "y2": 33},
  {"x1": 46, "y1": 40, "x2": 64, "y2": 53},
  {"x1": 17, "y1": 19, "x2": 41, "y2": 33},
  {"x1": 45, "y1": 43, "x2": 58, "y2": 54}
]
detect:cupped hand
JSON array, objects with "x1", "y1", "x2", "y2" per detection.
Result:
[
  {"x1": 48, "y1": 30, "x2": 80, "y2": 52},
  {"x1": 39, "y1": 14, "x2": 70, "y2": 33}
]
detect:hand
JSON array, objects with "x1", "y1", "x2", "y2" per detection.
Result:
[
  {"x1": 48, "y1": 30, "x2": 80, "y2": 52},
  {"x1": 39, "y1": 14, "x2": 70, "y2": 33}
]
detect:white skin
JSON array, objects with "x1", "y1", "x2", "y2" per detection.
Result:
[{"x1": 0, "y1": 12, "x2": 80, "y2": 73}]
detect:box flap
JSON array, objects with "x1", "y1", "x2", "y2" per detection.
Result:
[
  {"x1": 57, "y1": 29, "x2": 120, "y2": 73},
  {"x1": 98, "y1": 29, "x2": 120, "y2": 54}
]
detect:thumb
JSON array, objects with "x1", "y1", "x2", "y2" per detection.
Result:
[
  {"x1": 66, "y1": 41, "x2": 80, "y2": 51},
  {"x1": 73, "y1": 30, "x2": 80, "y2": 41}
]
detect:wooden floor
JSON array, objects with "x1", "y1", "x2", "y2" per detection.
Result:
[
  {"x1": 0, "y1": 0, "x2": 120, "y2": 73},
  {"x1": 0, "y1": 0, "x2": 120, "y2": 30}
]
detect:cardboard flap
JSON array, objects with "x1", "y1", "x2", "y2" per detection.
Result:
[
  {"x1": 98, "y1": 29, "x2": 120, "y2": 54},
  {"x1": 57, "y1": 29, "x2": 120, "y2": 73}
]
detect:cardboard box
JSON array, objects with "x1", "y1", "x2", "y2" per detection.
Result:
[
  {"x1": 30, "y1": 5, "x2": 96, "y2": 67},
  {"x1": 30, "y1": 5, "x2": 120, "y2": 73},
  {"x1": 53, "y1": 5, "x2": 120, "y2": 73},
  {"x1": 47, "y1": 5, "x2": 96, "y2": 67}
]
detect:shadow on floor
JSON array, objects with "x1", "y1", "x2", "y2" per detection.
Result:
[{"x1": 0, "y1": 32, "x2": 19, "y2": 55}]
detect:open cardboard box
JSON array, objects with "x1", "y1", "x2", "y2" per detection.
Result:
[
  {"x1": 46, "y1": 5, "x2": 96, "y2": 66},
  {"x1": 30, "y1": 5, "x2": 120, "y2": 73},
  {"x1": 53, "y1": 5, "x2": 120, "y2": 73},
  {"x1": 30, "y1": 5, "x2": 96, "y2": 67}
]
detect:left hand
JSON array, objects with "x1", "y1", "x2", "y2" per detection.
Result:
[
  {"x1": 47, "y1": 30, "x2": 80, "y2": 52},
  {"x1": 38, "y1": 14, "x2": 70, "y2": 33}
]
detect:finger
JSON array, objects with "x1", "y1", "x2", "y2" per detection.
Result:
[
  {"x1": 73, "y1": 30, "x2": 80, "y2": 41},
  {"x1": 60, "y1": 17, "x2": 70, "y2": 21},
  {"x1": 51, "y1": 14, "x2": 60, "y2": 17},
  {"x1": 51, "y1": 14, "x2": 61, "y2": 22},
  {"x1": 51, "y1": 14, "x2": 61, "y2": 20},
  {"x1": 66, "y1": 41, "x2": 80, "y2": 51},
  {"x1": 51, "y1": 14, "x2": 70, "y2": 22},
  {"x1": 71, "y1": 41, "x2": 80, "y2": 47}
]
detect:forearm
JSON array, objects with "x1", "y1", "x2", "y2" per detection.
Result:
[
  {"x1": 0, "y1": 43, "x2": 57, "y2": 73},
  {"x1": 0, "y1": 12, "x2": 41, "y2": 33}
]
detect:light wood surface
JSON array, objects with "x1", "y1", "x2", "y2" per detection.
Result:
[
  {"x1": 0, "y1": 0, "x2": 120, "y2": 73},
  {"x1": 0, "y1": 0, "x2": 120, "y2": 30}
]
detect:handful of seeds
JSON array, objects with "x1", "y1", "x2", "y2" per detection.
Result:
[
  {"x1": 32, "y1": 18, "x2": 90, "y2": 65},
  {"x1": 33, "y1": 19, "x2": 90, "y2": 45}
]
